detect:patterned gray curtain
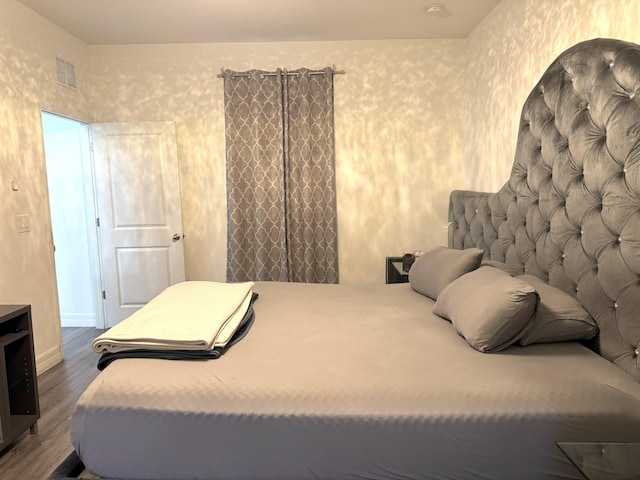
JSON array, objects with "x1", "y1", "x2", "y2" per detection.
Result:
[{"x1": 223, "y1": 68, "x2": 339, "y2": 284}]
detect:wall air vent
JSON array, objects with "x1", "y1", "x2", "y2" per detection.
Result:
[{"x1": 56, "y1": 57, "x2": 76, "y2": 89}]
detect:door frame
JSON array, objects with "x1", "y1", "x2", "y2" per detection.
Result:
[{"x1": 41, "y1": 110, "x2": 106, "y2": 329}]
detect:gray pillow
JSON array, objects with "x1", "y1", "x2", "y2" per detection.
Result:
[
  {"x1": 409, "y1": 247, "x2": 484, "y2": 300},
  {"x1": 433, "y1": 266, "x2": 538, "y2": 352},
  {"x1": 516, "y1": 275, "x2": 598, "y2": 345}
]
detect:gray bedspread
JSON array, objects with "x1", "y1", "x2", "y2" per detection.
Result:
[{"x1": 70, "y1": 282, "x2": 640, "y2": 480}]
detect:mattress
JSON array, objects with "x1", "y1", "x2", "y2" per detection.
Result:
[{"x1": 70, "y1": 282, "x2": 640, "y2": 480}]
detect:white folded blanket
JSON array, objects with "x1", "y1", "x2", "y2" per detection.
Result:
[{"x1": 92, "y1": 281, "x2": 255, "y2": 353}]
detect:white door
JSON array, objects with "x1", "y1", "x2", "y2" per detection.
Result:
[{"x1": 92, "y1": 122, "x2": 185, "y2": 327}]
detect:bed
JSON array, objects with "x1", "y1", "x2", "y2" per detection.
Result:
[{"x1": 54, "y1": 38, "x2": 640, "y2": 480}]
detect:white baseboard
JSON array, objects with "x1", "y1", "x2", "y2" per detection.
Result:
[
  {"x1": 61, "y1": 313, "x2": 96, "y2": 327},
  {"x1": 36, "y1": 344, "x2": 63, "y2": 376}
]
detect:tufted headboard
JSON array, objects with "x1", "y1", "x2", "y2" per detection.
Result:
[{"x1": 448, "y1": 38, "x2": 640, "y2": 382}]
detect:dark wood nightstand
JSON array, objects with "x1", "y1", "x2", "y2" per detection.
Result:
[
  {"x1": 0, "y1": 305, "x2": 40, "y2": 452},
  {"x1": 385, "y1": 257, "x2": 410, "y2": 284}
]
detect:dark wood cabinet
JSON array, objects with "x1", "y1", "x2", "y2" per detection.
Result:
[{"x1": 0, "y1": 305, "x2": 40, "y2": 452}]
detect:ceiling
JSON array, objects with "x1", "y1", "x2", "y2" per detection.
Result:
[{"x1": 17, "y1": 0, "x2": 501, "y2": 45}]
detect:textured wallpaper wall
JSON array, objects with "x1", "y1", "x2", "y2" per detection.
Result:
[
  {"x1": 463, "y1": 0, "x2": 640, "y2": 193},
  {"x1": 87, "y1": 40, "x2": 466, "y2": 284},
  {"x1": 0, "y1": 0, "x2": 90, "y2": 370}
]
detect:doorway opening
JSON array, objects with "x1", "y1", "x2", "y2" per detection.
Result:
[{"x1": 41, "y1": 111, "x2": 104, "y2": 329}]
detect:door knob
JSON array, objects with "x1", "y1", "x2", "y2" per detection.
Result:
[{"x1": 172, "y1": 233, "x2": 182, "y2": 242}]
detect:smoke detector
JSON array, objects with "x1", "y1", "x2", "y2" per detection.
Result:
[{"x1": 424, "y1": 3, "x2": 451, "y2": 17}]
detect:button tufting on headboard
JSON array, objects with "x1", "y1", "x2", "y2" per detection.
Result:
[{"x1": 448, "y1": 39, "x2": 640, "y2": 382}]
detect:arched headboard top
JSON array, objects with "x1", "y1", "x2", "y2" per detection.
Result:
[{"x1": 449, "y1": 38, "x2": 640, "y2": 381}]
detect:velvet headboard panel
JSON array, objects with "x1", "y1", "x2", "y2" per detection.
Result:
[{"x1": 448, "y1": 38, "x2": 640, "y2": 381}]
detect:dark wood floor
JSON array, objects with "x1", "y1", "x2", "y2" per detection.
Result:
[{"x1": 0, "y1": 327, "x2": 104, "y2": 480}]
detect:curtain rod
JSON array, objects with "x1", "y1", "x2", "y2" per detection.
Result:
[{"x1": 217, "y1": 65, "x2": 345, "y2": 79}]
